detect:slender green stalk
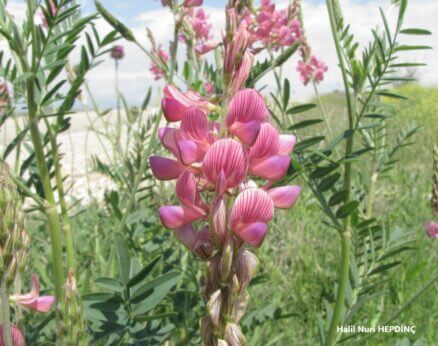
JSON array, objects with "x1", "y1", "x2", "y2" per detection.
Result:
[
  {"x1": 114, "y1": 60, "x2": 123, "y2": 159},
  {"x1": 325, "y1": 1, "x2": 356, "y2": 345},
  {"x1": 44, "y1": 118, "x2": 75, "y2": 270},
  {"x1": 0, "y1": 278, "x2": 12, "y2": 346},
  {"x1": 366, "y1": 148, "x2": 378, "y2": 219}
]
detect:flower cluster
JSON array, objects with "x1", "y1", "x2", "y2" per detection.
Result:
[
  {"x1": 0, "y1": 81, "x2": 10, "y2": 111},
  {"x1": 149, "y1": 45, "x2": 169, "y2": 80},
  {"x1": 297, "y1": 55, "x2": 328, "y2": 85},
  {"x1": 425, "y1": 222, "x2": 438, "y2": 238},
  {"x1": 249, "y1": 0, "x2": 302, "y2": 49}
]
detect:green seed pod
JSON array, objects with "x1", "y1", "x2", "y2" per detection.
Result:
[
  {"x1": 94, "y1": 0, "x2": 136, "y2": 42},
  {"x1": 0, "y1": 164, "x2": 28, "y2": 284}
]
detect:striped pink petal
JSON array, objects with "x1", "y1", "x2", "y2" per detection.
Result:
[
  {"x1": 250, "y1": 155, "x2": 290, "y2": 181},
  {"x1": 226, "y1": 89, "x2": 269, "y2": 127},
  {"x1": 203, "y1": 139, "x2": 248, "y2": 189},
  {"x1": 231, "y1": 188, "x2": 274, "y2": 233},
  {"x1": 181, "y1": 107, "x2": 209, "y2": 140},
  {"x1": 229, "y1": 120, "x2": 262, "y2": 146},
  {"x1": 159, "y1": 127, "x2": 181, "y2": 158},
  {"x1": 10, "y1": 275, "x2": 55, "y2": 313},
  {"x1": 268, "y1": 185, "x2": 301, "y2": 209},
  {"x1": 176, "y1": 171, "x2": 200, "y2": 208},
  {"x1": 149, "y1": 156, "x2": 182, "y2": 180},
  {"x1": 278, "y1": 134, "x2": 297, "y2": 155},
  {"x1": 159, "y1": 206, "x2": 205, "y2": 229},
  {"x1": 178, "y1": 139, "x2": 198, "y2": 165},
  {"x1": 193, "y1": 227, "x2": 215, "y2": 259},
  {"x1": 0, "y1": 325, "x2": 25, "y2": 346},
  {"x1": 249, "y1": 123, "x2": 280, "y2": 160},
  {"x1": 29, "y1": 296, "x2": 56, "y2": 313},
  {"x1": 174, "y1": 224, "x2": 197, "y2": 249},
  {"x1": 236, "y1": 222, "x2": 268, "y2": 247}
]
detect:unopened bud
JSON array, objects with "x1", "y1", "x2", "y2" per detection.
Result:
[
  {"x1": 207, "y1": 289, "x2": 222, "y2": 328},
  {"x1": 220, "y1": 241, "x2": 233, "y2": 282},
  {"x1": 225, "y1": 323, "x2": 245, "y2": 346},
  {"x1": 193, "y1": 227, "x2": 215, "y2": 260},
  {"x1": 232, "y1": 290, "x2": 249, "y2": 323},
  {"x1": 236, "y1": 250, "x2": 259, "y2": 287},
  {"x1": 200, "y1": 316, "x2": 215, "y2": 346},
  {"x1": 218, "y1": 339, "x2": 229, "y2": 346}
]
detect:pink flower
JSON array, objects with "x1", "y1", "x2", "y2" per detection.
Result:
[
  {"x1": 161, "y1": 0, "x2": 170, "y2": 6},
  {"x1": 230, "y1": 188, "x2": 274, "y2": 247},
  {"x1": 226, "y1": 89, "x2": 269, "y2": 145},
  {"x1": 161, "y1": 85, "x2": 212, "y2": 122},
  {"x1": 184, "y1": 0, "x2": 203, "y2": 7},
  {"x1": 425, "y1": 221, "x2": 438, "y2": 238},
  {"x1": 10, "y1": 275, "x2": 55, "y2": 313},
  {"x1": 40, "y1": 0, "x2": 57, "y2": 28},
  {"x1": 204, "y1": 82, "x2": 215, "y2": 95},
  {"x1": 149, "y1": 45, "x2": 169, "y2": 80},
  {"x1": 110, "y1": 45, "x2": 124, "y2": 60},
  {"x1": 195, "y1": 41, "x2": 218, "y2": 55},
  {"x1": 297, "y1": 55, "x2": 328, "y2": 85},
  {"x1": 0, "y1": 82, "x2": 11, "y2": 109},
  {"x1": 0, "y1": 325, "x2": 24, "y2": 346}
]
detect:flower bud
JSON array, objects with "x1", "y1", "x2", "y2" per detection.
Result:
[
  {"x1": 200, "y1": 316, "x2": 215, "y2": 346},
  {"x1": 207, "y1": 289, "x2": 222, "y2": 328},
  {"x1": 225, "y1": 323, "x2": 245, "y2": 346},
  {"x1": 232, "y1": 290, "x2": 249, "y2": 323},
  {"x1": 211, "y1": 197, "x2": 227, "y2": 243},
  {"x1": 193, "y1": 227, "x2": 215, "y2": 260},
  {"x1": 220, "y1": 241, "x2": 233, "y2": 282},
  {"x1": 236, "y1": 249, "x2": 259, "y2": 287},
  {"x1": 218, "y1": 339, "x2": 229, "y2": 346}
]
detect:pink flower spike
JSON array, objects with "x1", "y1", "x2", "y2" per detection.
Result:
[
  {"x1": 268, "y1": 186, "x2": 301, "y2": 209},
  {"x1": 425, "y1": 221, "x2": 438, "y2": 238},
  {"x1": 10, "y1": 275, "x2": 55, "y2": 313},
  {"x1": 203, "y1": 139, "x2": 248, "y2": 190},
  {"x1": 159, "y1": 206, "x2": 204, "y2": 229},
  {"x1": 278, "y1": 134, "x2": 297, "y2": 155},
  {"x1": 149, "y1": 156, "x2": 182, "y2": 180},
  {"x1": 0, "y1": 325, "x2": 25, "y2": 346},
  {"x1": 174, "y1": 224, "x2": 198, "y2": 249},
  {"x1": 237, "y1": 222, "x2": 268, "y2": 248},
  {"x1": 250, "y1": 155, "x2": 290, "y2": 181}
]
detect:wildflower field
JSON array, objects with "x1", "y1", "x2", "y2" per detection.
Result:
[{"x1": 0, "y1": 0, "x2": 436, "y2": 345}]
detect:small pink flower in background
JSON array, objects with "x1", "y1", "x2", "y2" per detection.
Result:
[
  {"x1": 161, "y1": 0, "x2": 170, "y2": 6},
  {"x1": 204, "y1": 82, "x2": 215, "y2": 95},
  {"x1": 184, "y1": 0, "x2": 203, "y2": 7},
  {"x1": 110, "y1": 45, "x2": 124, "y2": 60},
  {"x1": 10, "y1": 275, "x2": 56, "y2": 313},
  {"x1": 195, "y1": 41, "x2": 218, "y2": 55},
  {"x1": 425, "y1": 221, "x2": 438, "y2": 238},
  {"x1": 297, "y1": 55, "x2": 328, "y2": 85},
  {"x1": 0, "y1": 82, "x2": 11, "y2": 110},
  {"x1": 149, "y1": 46, "x2": 169, "y2": 81},
  {"x1": 187, "y1": 8, "x2": 212, "y2": 42},
  {"x1": 0, "y1": 325, "x2": 24, "y2": 346},
  {"x1": 41, "y1": 0, "x2": 57, "y2": 28}
]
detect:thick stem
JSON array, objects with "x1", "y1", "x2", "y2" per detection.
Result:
[
  {"x1": 44, "y1": 118, "x2": 75, "y2": 270},
  {"x1": 0, "y1": 278, "x2": 12, "y2": 346},
  {"x1": 325, "y1": 1, "x2": 355, "y2": 344}
]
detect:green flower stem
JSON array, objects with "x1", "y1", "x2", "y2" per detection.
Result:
[
  {"x1": 325, "y1": 1, "x2": 355, "y2": 345},
  {"x1": 24, "y1": 72, "x2": 65, "y2": 301},
  {"x1": 44, "y1": 118, "x2": 75, "y2": 270},
  {"x1": 0, "y1": 277, "x2": 12, "y2": 346}
]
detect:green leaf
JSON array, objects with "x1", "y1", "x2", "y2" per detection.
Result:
[
  {"x1": 288, "y1": 119, "x2": 324, "y2": 131},
  {"x1": 95, "y1": 277, "x2": 124, "y2": 292},
  {"x1": 283, "y1": 78, "x2": 290, "y2": 110},
  {"x1": 400, "y1": 28, "x2": 432, "y2": 35},
  {"x1": 369, "y1": 261, "x2": 402, "y2": 276},
  {"x1": 394, "y1": 45, "x2": 432, "y2": 52},
  {"x1": 3, "y1": 128, "x2": 28, "y2": 159},
  {"x1": 115, "y1": 233, "x2": 131, "y2": 283},
  {"x1": 318, "y1": 173, "x2": 341, "y2": 192},
  {"x1": 375, "y1": 91, "x2": 407, "y2": 100},
  {"x1": 336, "y1": 201, "x2": 359, "y2": 218},
  {"x1": 397, "y1": 0, "x2": 408, "y2": 29},
  {"x1": 40, "y1": 80, "x2": 67, "y2": 106},
  {"x1": 95, "y1": 0, "x2": 135, "y2": 41},
  {"x1": 328, "y1": 190, "x2": 346, "y2": 206},
  {"x1": 130, "y1": 271, "x2": 180, "y2": 303},
  {"x1": 294, "y1": 136, "x2": 325, "y2": 151},
  {"x1": 127, "y1": 256, "x2": 161, "y2": 288},
  {"x1": 286, "y1": 103, "x2": 317, "y2": 115},
  {"x1": 310, "y1": 165, "x2": 339, "y2": 179}
]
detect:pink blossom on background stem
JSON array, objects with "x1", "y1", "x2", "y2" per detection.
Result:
[
  {"x1": 110, "y1": 45, "x2": 124, "y2": 60},
  {"x1": 40, "y1": 0, "x2": 57, "y2": 28},
  {"x1": 149, "y1": 46, "x2": 169, "y2": 80},
  {"x1": 0, "y1": 82, "x2": 10, "y2": 109},
  {"x1": 184, "y1": 0, "x2": 203, "y2": 7},
  {"x1": 0, "y1": 325, "x2": 24, "y2": 346},
  {"x1": 10, "y1": 275, "x2": 56, "y2": 313},
  {"x1": 297, "y1": 55, "x2": 328, "y2": 85},
  {"x1": 425, "y1": 221, "x2": 438, "y2": 238}
]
